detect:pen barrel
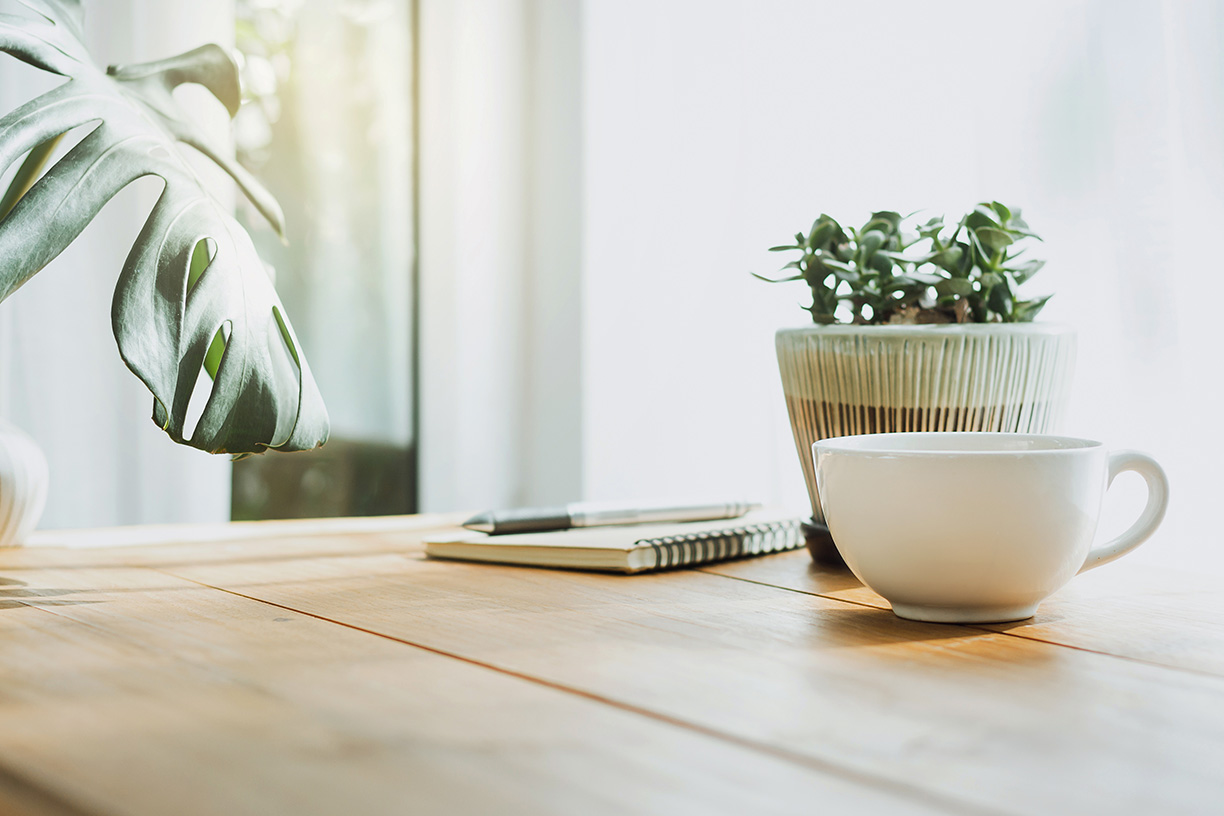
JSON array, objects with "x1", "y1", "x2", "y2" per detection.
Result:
[
  {"x1": 490, "y1": 506, "x2": 571, "y2": 535},
  {"x1": 571, "y1": 502, "x2": 754, "y2": 528}
]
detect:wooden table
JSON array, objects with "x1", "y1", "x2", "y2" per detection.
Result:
[{"x1": 1, "y1": 515, "x2": 1222, "y2": 816}]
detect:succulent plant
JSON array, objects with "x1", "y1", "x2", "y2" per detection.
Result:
[{"x1": 756, "y1": 202, "x2": 1050, "y2": 325}]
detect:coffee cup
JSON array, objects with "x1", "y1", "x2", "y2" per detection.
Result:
[{"x1": 813, "y1": 432, "x2": 1169, "y2": 624}]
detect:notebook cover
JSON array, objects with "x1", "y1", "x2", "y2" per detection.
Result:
[{"x1": 423, "y1": 511, "x2": 802, "y2": 573}]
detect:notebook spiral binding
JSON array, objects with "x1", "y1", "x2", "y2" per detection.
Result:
[{"x1": 645, "y1": 518, "x2": 803, "y2": 570}]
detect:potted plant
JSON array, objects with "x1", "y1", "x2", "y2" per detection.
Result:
[
  {"x1": 757, "y1": 203, "x2": 1075, "y2": 564},
  {"x1": 0, "y1": 0, "x2": 327, "y2": 544}
]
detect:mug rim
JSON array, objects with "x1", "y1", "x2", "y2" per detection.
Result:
[{"x1": 813, "y1": 432, "x2": 1103, "y2": 455}]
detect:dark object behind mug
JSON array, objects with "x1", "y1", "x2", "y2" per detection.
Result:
[{"x1": 801, "y1": 518, "x2": 845, "y2": 567}]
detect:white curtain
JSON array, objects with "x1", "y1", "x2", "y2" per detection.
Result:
[{"x1": 0, "y1": 0, "x2": 234, "y2": 529}]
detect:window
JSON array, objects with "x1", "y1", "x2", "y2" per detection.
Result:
[{"x1": 231, "y1": 0, "x2": 417, "y2": 519}]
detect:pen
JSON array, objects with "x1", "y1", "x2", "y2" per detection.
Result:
[{"x1": 462, "y1": 501, "x2": 761, "y2": 535}]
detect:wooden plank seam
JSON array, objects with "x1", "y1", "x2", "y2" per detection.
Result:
[{"x1": 153, "y1": 567, "x2": 1011, "y2": 816}]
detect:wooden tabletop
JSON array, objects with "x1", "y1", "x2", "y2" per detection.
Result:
[{"x1": 1, "y1": 515, "x2": 1222, "y2": 816}]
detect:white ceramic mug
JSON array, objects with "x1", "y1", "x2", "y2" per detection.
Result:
[{"x1": 813, "y1": 433, "x2": 1169, "y2": 624}]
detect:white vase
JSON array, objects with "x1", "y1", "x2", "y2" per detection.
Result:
[
  {"x1": 0, "y1": 420, "x2": 49, "y2": 547},
  {"x1": 776, "y1": 323, "x2": 1077, "y2": 560}
]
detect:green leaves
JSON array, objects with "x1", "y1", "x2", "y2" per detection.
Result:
[
  {"x1": 935, "y1": 278, "x2": 975, "y2": 297},
  {"x1": 975, "y1": 227, "x2": 1014, "y2": 253},
  {"x1": 859, "y1": 230, "x2": 886, "y2": 256},
  {"x1": 1012, "y1": 293, "x2": 1053, "y2": 322},
  {"x1": 987, "y1": 279, "x2": 1013, "y2": 315},
  {"x1": 755, "y1": 201, "x2": 1050, "y2": 325},
  {"x1": 0, "y1": 0, "x2": 328, "y2": 455},
  {"x1": 1010, "y1": 259, "x2": 1046, "y2": 284}
]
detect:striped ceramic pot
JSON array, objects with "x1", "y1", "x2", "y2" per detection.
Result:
[
  {"x1": 776, "y1": 324, "x2": 1076, "y2": 563},
  {"x1": 0, "y1": 420, "x2": 48, "y2": 547}
]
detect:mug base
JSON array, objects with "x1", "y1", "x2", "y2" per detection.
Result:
[{"x1": 889, "y1": 601, "x2": 1039, "y2": 625}]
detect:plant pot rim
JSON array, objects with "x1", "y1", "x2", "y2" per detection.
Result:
[{"x1": 776, "y1": 322, "x2": 1073, "y2": 338}]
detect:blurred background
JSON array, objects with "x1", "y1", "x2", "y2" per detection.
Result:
[{"x1": 0, "y1": 0, "x2": 1220, "y2": 572}]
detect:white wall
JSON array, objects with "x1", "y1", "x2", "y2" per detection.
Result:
[
  {"x1": 0, "y1": 0, "x2": 234, "y2": 528},
  {"x1": 579, "y1": 0, "x2": 1224, "y2": 571}
]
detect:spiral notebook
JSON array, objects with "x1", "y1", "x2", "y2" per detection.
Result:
[{"x1": 423, "y1": 511, "x2": 803, "y2": 573}]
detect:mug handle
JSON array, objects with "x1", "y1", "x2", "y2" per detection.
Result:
[{"x1": 1079, "y1": 450, "x2": 1170, "y2": 574}]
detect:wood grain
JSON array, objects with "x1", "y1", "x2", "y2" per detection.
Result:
[
  {"x1": 0, "y1": 563, "x2": 947, "y2": 816},
  {"x1": 0, "y1": 765, "x2": 91, "y2": 816},
  {"x1": 4, "y1": 520, "x2": 1224, "y2": 815},
  {"x1": 158, "y1": 541, "x2": 1224, "y2": 816},
  {"x1": 14, "y1": 514, "x2": 450, "y2": 565},
  {"x1": 22, "y1": 513, "x2": 464, "y2": 551},
  {"x1": 703, "y1": 550, "x2": 1224, "y2": 676}
]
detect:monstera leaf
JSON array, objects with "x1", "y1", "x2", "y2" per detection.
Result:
[{"x1": 0, "y1": 0, "x2": 328, "y2": 454}]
